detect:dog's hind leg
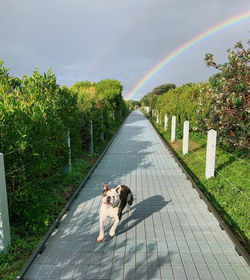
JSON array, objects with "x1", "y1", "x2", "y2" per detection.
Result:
[{"x1": 126, "y1": 193, "x2": 133, "y2": 211}]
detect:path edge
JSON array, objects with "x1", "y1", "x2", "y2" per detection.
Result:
[
  {"x1": 147, "y1": 114, "x2": 250, "y2": 266},
  {"x1": 15, "y1": 112, "x2": 131, "y2": 280}
]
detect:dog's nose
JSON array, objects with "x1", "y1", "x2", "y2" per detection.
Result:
[{"x1": 107, "y1": 196, "x2": 111, "y2": 201}]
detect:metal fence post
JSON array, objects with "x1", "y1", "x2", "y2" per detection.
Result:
[
  {"x1": 100, "y1": 115, "x2": 104, "y2": 143},
  {"x1": 67, "y1": 129, "x2": 72, "y2": 173},
  {"x1": 89, "y1": 120, "x2": 94, "y2": 154},
  {"x1": 0, "y1": 153, "x2": 11, "y2": 252},
  {"x1": 183, "y1": 121, "x2": 189, "y2": 155},
  {"x1": 205, "y1": 129, "x2": 217, "y2": 179},
  {"x1": 171, "y1": 116, "x2": 176, "y2": 142}
]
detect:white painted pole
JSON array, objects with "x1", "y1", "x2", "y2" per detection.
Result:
[
  {"x1": 171, "y1": 116, "x2": 176, "y2": 142},
  {"x1": 183, "y1": 121, "x2": 189, "y2": 155},
  {"x1": 156, "y1": 112, "x2": 159, "y2": 124},
  {"x1": 205, "y1": 129, "x2": 217, "y2": 179},
  {"x1": 164, "y1": 114, "x2": 168, "y2": 132},
  {"x1": 0, "y1": 153, "x2": 11, "y2": 252}
]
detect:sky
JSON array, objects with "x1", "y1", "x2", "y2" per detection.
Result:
[{"x1": 0, "y1": 0, "x2": 249, "y2": 100}]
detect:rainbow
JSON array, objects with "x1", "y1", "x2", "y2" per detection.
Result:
[{"x1": 125, "y1": 11, "x2": 250, "y2": 100}]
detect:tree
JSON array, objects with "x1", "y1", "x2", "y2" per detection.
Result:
[
  {"x1": 152, "y1": 83, "x2": 176, "y2": 96},
  {"x1": 200, "y1": 41, "x2": 250, "y2": 146}
]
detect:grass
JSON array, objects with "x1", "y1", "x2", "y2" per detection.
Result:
[
  {"x1": 152, "y1": 120, "x2": 250, "y2": 253},
  {"x1": 0, "y1": 119, "x2": 125, "y2": 280}
]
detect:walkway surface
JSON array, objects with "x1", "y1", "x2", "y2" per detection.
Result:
[{"x1": 24, "y1": 111, "x2": 250, "y2": 280}]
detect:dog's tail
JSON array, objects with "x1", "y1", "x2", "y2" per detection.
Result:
[{"x1": 127, "y1": 192, "x2": 133, "y2": 206}]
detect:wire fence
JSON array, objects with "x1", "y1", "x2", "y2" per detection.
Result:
[
  {"x1": 151, "y1": 111, "x2": 250, "y2": 201},
  {"x1": 1, "y1": 120, "x2": 106, "y2": 199}
]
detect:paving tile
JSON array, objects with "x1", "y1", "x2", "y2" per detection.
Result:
[
  {"x1": 233, "y1": 266, "x2": 250, "y2": 279},
  {"x1": 111, "y1": 265, "x2": 124, "y2": 280},
  {"x1": 195, "y1": 264, "x2": 213, "y2": 280},
  {"x1": 135, "y1": 265, "x2": 148, "y2": 279},
  {"x1": 147, "y1": 265, "x2": 162, "y2": 280},
  {"x1": 60, "y1": 264, "x2": 77, "y2": 280},
  {"x1": 172, "y1": 265, "x2": 187, "y2": 279},
  {"x1": 24, "y1": 263, "x2": 42, "y2": 279},
  {"x1": 36, "y1": 264, "x2": 54, "y2": 278},
  {"x1": 160, "y1": 265, "x2": 174, "y2": 279},
  {"x1": 124, "y1": 265, "x2": 136, "y2": 280},
  {"x1": 184, "y1": 263, "x2": 200, "y2": 280},
  {"x1": 72, "y1": 264, "x2": 88, "y2": 279}
]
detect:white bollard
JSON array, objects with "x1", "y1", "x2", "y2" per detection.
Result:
[
  {"x1": 183, "y1": 121, "x2": 189, "y2": 155},
  {"x1": 164, "y1": 114, "x2": 168, "y2": 132},
  {"x1": 171, "y1": 116, "x2": 176, "y2": 142},
  {"x1": 205, "y1": 129, "x2": 217, "y2": 179},
  {"x1": 156, "y1": 113, "x2": 159, "y2": 124},
  {"x1": 0, "y1": 153, "x2": 11, "y2": 252}
]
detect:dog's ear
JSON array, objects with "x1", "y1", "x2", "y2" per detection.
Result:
[
  {"x1": 116, "y1": 185, "x2": 122, "y2": 195},
  {"x1": 103, "y1": 183, "x2": 108, "y2": 192}
]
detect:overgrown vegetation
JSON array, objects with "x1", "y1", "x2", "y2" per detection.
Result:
[
  {"x1": 143, "y1": 41, "x2": 249, "y2": 148},
  {"x1": 142, "y1": 41, "x2": 249, "y2": 253},
  {"x1": 0, "y1": 62, "x2": 129, "y2": 279}
]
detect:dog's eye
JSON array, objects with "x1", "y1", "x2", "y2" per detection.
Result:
[{"x1": 112, "y1": 196, "x2": 115, "y2": 198}]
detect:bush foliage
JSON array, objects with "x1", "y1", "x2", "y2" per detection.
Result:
[
  {"x1": 142, "y1": 41, "x2": 249, "y2": 147},
  {"x1": 0, "y1": 62, "x2": 129, "y2": 235}
]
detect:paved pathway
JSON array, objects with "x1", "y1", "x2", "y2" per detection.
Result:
[{"x1": 24, "y1": 110, "x2": 250, "y2": 280}]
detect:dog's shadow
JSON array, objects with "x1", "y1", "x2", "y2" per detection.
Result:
[{"x1": 117, "y1": 195, "x2": 171, "y2": 235}]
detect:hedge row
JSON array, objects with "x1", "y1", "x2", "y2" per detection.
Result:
[{"x1": 0, "y1": 62, "x2": 129, "y2": 234}]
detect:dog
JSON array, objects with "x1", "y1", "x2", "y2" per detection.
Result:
[{"x1": 97, "y1": 183, "x2": 133, "y2": 242}]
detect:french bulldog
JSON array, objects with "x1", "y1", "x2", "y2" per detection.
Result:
[{"x1": 97, "y1": 183, "x2": 133, "y2": 242}]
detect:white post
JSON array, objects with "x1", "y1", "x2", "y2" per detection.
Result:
[
  {"x1": 164, "y1": 114, "x2": 168, "y2": 132},
  {"x1": 171, "y1": 116, "x2": 176, "y2": 142},
  {"x1": 0, "y1": 153, "x2": 11, "y2": 252},
  {"x1": 205, "y1": 129, "x2": 217, "y2": 179},
  {"x1": 67, "y1": 129, "x2": 72, "y2": 173},
  {"x1": 183, "y1": 121, "x2": 189, "y2": 155},
  {"x1": 89, "y1": 120, "x2": 93, "y2": 154},
  {"x1": 156, "y1": 112, "x2": 159, "y2": 124}
]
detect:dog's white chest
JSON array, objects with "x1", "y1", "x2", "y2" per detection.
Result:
[{"x1": 100, "y1": 205, "x2": 118, "y2": 218}]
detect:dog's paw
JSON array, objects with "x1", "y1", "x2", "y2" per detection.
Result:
[
  {"x1": 97, "y1": 236, "x2": 104, "y2": 242},
  {"x1": 126, "y1": 205, "x2": 131, "y2": 211},
  {"x1": 109, "y1": 229, "x2": 115, "y2": 237}
]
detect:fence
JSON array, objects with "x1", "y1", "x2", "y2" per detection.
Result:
[
  {"x1": 0, "y1": 119, "x2": 106, "y2": 252},
  {"x1": 142, "y1": 107, "x2": 250, "y2": 201}
]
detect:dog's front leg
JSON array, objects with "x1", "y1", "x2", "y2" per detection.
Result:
[
  {"x1": 109, "y1": 217, "x2": 119, "y2": 237},
  {"x1": 97, "y1": 215, "x2": 106, "y2": 242}
]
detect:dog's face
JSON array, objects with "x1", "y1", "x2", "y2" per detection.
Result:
[{"x1": 102, "y1": 183, "x2": 120, "y2": 207}]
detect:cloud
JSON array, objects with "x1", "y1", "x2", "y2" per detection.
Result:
[{"x1": 1, "y1": 0, "x2": 249, "y2": 100}]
